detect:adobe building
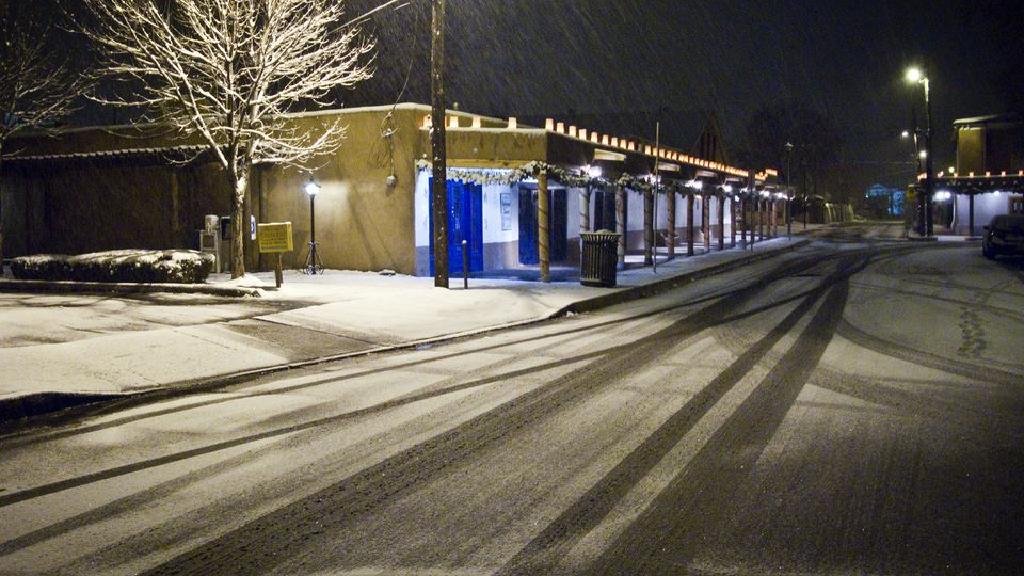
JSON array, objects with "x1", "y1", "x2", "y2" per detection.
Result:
[
  {"x1": 1, "y1": 103, "x2": 776, "y2": 277},
  {"x1": 928, "y1": 113, "x2": 1024, "y2": 235}
]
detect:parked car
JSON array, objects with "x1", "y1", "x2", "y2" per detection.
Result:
[{"x1": 982, "y1": 214, "x2": 1024, "y2": 259}]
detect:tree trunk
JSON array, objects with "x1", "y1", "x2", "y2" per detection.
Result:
[{"x1": 228, "y1": 166, "x2": 248, "y2": 279}]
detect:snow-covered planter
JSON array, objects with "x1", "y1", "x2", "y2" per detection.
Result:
[{"x1": 11, "y1": 250, "x2": 215, "y2": 284}]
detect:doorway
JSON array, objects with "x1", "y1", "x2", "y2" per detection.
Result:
[{"x1": 518, "y1": 187, "x2": 567, "y2": 265}]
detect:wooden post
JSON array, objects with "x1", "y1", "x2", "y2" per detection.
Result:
[
  {"x1": 702, "y1": 193, "x2": 710, "y2": 253},
  {"x1": 430, "y1": 0, "x2": 449, "y2": 288},
  {"x1": 643, "y1": 189, "x2": 654, "y2": 265},
  {"x1": 538, "y1": 171, "x2": 550, "y2": 283},
  {"x1": 740, "y1": 197, "x2": 747, "y2": 245},
  {"x1": 275, "y1": 254, "x2": 283, "y2": 288},
  {"x1": 751, "y1": 198, "x2": 757, "y2": 245},
  {"x1": 687, "y1": 192, "x2": 694, "y2": 256},
  {"x1": 667, "y1": 189, "x2": 676, "y2": 258},
  {"x1": 615, "y1": 184, "x2": 626, "y2": 269},
  {"x1": 717, "y1": 193, "x2": 725, "y2": 250}
]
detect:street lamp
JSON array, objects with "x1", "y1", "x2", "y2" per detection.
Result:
[
  {"x1": 905, "y1": 65, "x2": 934, "y2": 236},
  {"x1": 303, "y1": 176, "x2": 323, "y2": 275}
]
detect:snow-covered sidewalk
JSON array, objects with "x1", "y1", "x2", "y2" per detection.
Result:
[{"x1": 0, "y1": 236, "x2": 809, "y2": 422}]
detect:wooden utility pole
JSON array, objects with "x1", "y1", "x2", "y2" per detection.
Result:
[
  {"x1": 430, "y1": 0, "x2": 448, "y2": 288},
  {"x1": 538, "y1": 171, "x2": 550, "y2": 283}
]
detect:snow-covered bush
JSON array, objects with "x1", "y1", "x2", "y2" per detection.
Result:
[{"x1": 11, "y1": 250, "x2": 215, "y2": 284}]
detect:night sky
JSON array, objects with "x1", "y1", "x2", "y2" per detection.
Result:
[{"x1": 27, "y1": 0, "x2": 1024, "y2": 191}]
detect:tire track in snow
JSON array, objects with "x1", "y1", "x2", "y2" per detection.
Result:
[
  {"x1": 127, "y1": 251, "x2": 840, "y2": 576},
  {"x1": 586, "y1": 255, "x2": 860, "y2": 576}
]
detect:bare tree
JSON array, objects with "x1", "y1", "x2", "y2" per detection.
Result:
[
  {"x1": 0, "y1": 0, "x2": 85, "y2": 263},
  {"x1": 81, "y1": 0, "x2": 376, "y2": 278}
]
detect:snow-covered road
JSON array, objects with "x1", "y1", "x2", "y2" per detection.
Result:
[{"x1": 1, "y1": 225, "x2": 1023, "y2": 575}]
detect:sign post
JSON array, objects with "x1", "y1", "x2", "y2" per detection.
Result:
[{"x1": 257, "y1": 222, "x2": 294, "y2": 288}]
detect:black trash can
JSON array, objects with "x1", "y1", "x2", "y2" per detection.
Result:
[{"x1": 580, "y1": 230, "x2": 621, "y2": 287}]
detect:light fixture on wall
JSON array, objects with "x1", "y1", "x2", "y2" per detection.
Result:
[{"x1": 303, "y1": 177, "x2": 324, "y2": 275}]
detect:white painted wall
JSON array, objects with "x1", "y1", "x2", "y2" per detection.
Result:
[
  {"x1": 565, "y1": 187, "x2": 583, "y2": 240},
  {"x1": 625, "y1": 189, "x2": 645, "y2": 233},
  {"x1": 414, "y1": 170, "x2": 430, "y2": 248},
  {"x1": 953, "y1": 192, "x2": 1023, "y2": 234},
  {"x1": 482, "y1": 183, "x2": 519, "y2": 244}
]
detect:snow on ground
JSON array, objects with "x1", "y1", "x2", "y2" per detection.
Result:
[{"x1": 0, "y1": 238, "x2": 804, "y2": 401}]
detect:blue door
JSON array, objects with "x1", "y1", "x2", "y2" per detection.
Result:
[
  {"x1": 518, "y1": 187, "x2": 567, "y2": 265},
  {"x1": 429, "y1": 179, "x2": 484, "y2": 275}
]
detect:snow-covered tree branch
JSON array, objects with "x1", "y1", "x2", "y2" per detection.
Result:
[{"x1": 81, "y1": 0, "x2": 376, "y2": 277}]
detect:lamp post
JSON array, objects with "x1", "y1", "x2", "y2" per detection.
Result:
[
  {"x1": 906, "y1": 66, "x2": 934, "y2": 237},
  {"x1": 303, "y1": 177, "x2": 323, "y2": 275}
]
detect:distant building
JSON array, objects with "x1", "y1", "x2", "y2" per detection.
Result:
[
  {"x1": 2, "y1": 104, "x2": 776, "y2": 277},
  {"x1": 865, "y1": 184, "x2": 905, "y2": 216},
  {"x1": 925, "y1": 113, "x2": 1024, "y2": 235}
]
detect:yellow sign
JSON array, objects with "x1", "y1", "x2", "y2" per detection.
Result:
[{"x1": 257, "y1": 222, "x2": 293, "y2": 254}]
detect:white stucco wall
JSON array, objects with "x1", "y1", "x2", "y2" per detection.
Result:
[
  {"x1": 952, "y1": 192, "x2": 1023, "y2": 235},
  {"x1": 481, "y1": 183, "x2": 519, "y2": 244},
  {"x1": 414, "y1": 170, "x2": 431, "y2": 248}
]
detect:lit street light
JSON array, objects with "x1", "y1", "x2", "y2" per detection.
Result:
[
  {"x1": 905, "y1": 65, "x2": 934, "y2": 237},
  {"x1": 303, "y1": 177, "x2": 324, "y2": 275}
]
